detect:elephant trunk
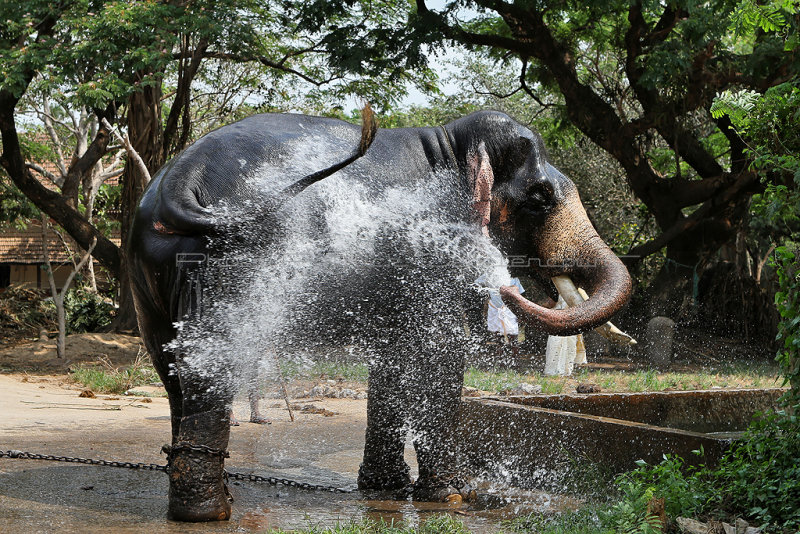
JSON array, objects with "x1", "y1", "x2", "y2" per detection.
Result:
[{"x1": 501, "y1": 187, "x2": 632, "y2": 336}]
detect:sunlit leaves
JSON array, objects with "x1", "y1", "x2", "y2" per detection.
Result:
[
  {"x1": 710, "y1": 89, "x2": 760, "y2": 124},
  {"x1": 729, "y1": 0, "x2": 798, "y2": 36}
]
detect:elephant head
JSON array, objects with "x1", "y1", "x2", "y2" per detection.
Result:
[{"x1": 446, "y1": 112, "x2": 632, "y2": 336}]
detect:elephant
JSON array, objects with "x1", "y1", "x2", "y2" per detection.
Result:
[{"x1": 128, "y1": 110, "x2": 632, "y2": 521}]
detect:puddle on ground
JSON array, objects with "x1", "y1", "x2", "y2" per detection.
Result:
[{"x1": 235, "y1": 480, "x2": 582, "y2": 532}]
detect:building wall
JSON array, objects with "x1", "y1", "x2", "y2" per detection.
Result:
[{"x1": 6, "y1": 264, "x2": 77, "y2": 291}]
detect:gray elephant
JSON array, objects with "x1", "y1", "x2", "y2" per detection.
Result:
[{"x1": 129, "y1": 110, "x2": 632, "y2": 521}]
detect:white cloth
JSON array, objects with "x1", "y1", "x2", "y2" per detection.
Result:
[
  {"x1": 485, "y1": 278, "x2": 524, "y2": 336},
  {"x1": 544, "y1": 296, "x2": 581, "y2": 376}
]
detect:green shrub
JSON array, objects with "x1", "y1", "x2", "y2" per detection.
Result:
[
  {"x1": 611, "y1": 412, "x2": 800, "y2": 532},
  {"x1": 711, "y1": 411, "x2": 800, "y2": 530},
  {"x1": 64, "y1": 287, "x2": 114, "y2": 333},
  {"x1": 608, "y1": 453, "x2": 708, "y2": 523},
  {"x1": 773, "y1": 244, "x2": 800, "y2": 407},
  {"x1": 601, "y1": 474, "x2": 672, "y2": 534}
]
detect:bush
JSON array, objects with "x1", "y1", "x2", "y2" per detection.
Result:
[
  {"x1": 773, "y1": 244, "x2": 800, "y2": 407},
  {"x1": 611, "y1": 412, "x2": 800, "y2": 532},
  {"x1": 64, "y1": 287, "x2": 114, "y2": 334},
  {"x1": 712, "y1": 411, "x2": 800, "y2": 530}
]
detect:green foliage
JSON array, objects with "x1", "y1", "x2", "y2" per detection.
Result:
[
  {"x1": 709, "y1": 89, "x2": 761, "y2": 124},
  {"x1": 611, "y1": 412, "x2": 800, "y2": 532},
  {"x1": 500, "y1": 509, "x2": 601, "y2": 534},
  {"x1": 713, "y1": 411, "x2": 800, "y2": 530},
  {"x1": 746, "y1": 81, "x2": 800, "y2": 240},
  {"x1": 600, "y1": 477, "x2": 665, "y2": 534},
  {"x1": 729, "y1": 0, "x2": 800, "y2": 42},
  {"x1": 619, "y1": 454, "x2": 708, "y2": 519},
  {"x1": 64, "y1": 287, "x2": 114, "y2": 334},
  {"x1": 773, "y1": 244, "x2": 800, "y2": 405},
  {"x1": 0, "y1": 171, "x2": 38, "y2": 228},
  {"x1": 90, "y1": 183, "x2": 122, "y2": 235}
]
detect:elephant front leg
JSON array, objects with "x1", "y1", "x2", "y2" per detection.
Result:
[
  {"x1": 358, "y1": 365, "x2": 411, "y2": 491},
  {"x1": 166, "y1": 379, "x2": 233, "y2": 522},
  {"x1": 408, "y1": 350, "x2": 476, "y2": 503}
]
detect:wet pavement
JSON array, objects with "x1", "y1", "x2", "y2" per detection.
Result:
[{"x1": 0, "y1": 376, "x2": 578, "y2": 533}]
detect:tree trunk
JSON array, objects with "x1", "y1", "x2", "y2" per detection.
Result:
[
  {"x1": 641, "y1": 194, "x2": 761, "y2": 334},
  {"x1": 112, "y1": 77, "x2": 164, "y2": 332},
  {"x1": 56, "y1": 295, "x2": 66, "y2": 359}
]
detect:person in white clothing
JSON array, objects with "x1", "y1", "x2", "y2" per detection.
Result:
[{"x1": 485, "y1": 277, "x2": 524, "y2": 356}]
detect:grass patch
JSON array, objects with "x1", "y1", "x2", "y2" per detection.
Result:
[
  {"x1": 462, "y1": 361, "x2": 782, "y2": 395},
  {"x1": 70, "y1": 351, "x2": 160, "y2": 394},
  {"x1": 463, "y1": 363, "x2": 780, "y2": 395},
  {"x1": 463, "y1": 367, "x2": 529, "y2": 392},
  {"x1": 271, "y1": 357, "x2": 779, "y2": 396},
  {"x1": 500, "y1": 509, "x2": 601, "y2": 533},
  {"x1": 280, "y1": 360, "x2": 369, "y2": 382},
  {"x1": 268, "y1": 514, "x2": 470, "y2": 533}
]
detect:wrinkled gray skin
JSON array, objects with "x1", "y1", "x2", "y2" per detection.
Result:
[{"x1": 129, "y1": 111, "x2": 632, "y2": 521}]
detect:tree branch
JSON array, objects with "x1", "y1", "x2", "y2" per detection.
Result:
[
  {"x1": 179, "y1": 50, "x2": 339, "y2": 87},
  {"x1": 626, "y1": 170, "x2": 759, "y2": 262},
  {"x1": 163, "y1": 35, "x2": 208, "y2": 158},
  {"x1": 40, "y1": 98, "x2": 68, "y2": 176},
  {"x1": 61, "y1": 104, "x2": 115, "y2": 208},
  {"x1": 26, "y1": 162, "x2": 62, "y2": 186},
  {"x1": 102, "y1": 118, "x2": 152, "y2": 183}
]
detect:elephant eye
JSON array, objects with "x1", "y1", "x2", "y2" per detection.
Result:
[{"x1": 525, "y1": 182, "x2": 554, "y2": 213}]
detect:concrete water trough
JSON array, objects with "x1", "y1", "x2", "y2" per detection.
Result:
[{"x1": 457, "y1": 388, "x2": 785, "y2": 488}]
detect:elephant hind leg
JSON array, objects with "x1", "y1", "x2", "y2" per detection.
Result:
[
  {"x1": 167, "y1": 406, "x2": 233, "y2": 522},
  {"x1": 358, "y1": 364, "x2": 411, "y2": 491},
  {"x1": 166, "y1": 261, "x2": 233, "y2": 522},
  {"x1": 132, "y1": 290, "x2": 182, "y2": 441}
]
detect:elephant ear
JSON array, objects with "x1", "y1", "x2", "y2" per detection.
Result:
[{"x1": 468, "y1": 141, "x2": 494, "y2": 236}]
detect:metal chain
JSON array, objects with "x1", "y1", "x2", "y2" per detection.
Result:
[
  {"x1": 0, "y1": 449, "x2": 352, "y2": 493},
  {"x1": 0, "y1": 449, "x2": 167, "y2": 472},
  {"x1": 225, "y1": 470, "x2": 351, "y2": 493},
  {"x1": 162, "y1": 442, "x2": 230, "y2": 459}
]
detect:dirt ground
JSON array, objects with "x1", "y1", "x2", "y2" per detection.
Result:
[
  {"x1": 0, "y1": 330, "x2": 781, "y2": 533},
  {"x1": 0, "y1": 333, "x2": 585, "y2": 533},
  {"x1": 0, "y1": 332, "x2": 145, "y2": 373}
]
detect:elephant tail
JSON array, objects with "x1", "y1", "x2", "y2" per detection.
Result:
[
  {"x1": 279, "y1": 103, "x2": 377, "y2": 199},
  {"x1": 147, "y1": 104, "x2": 378, "y2": 237}
]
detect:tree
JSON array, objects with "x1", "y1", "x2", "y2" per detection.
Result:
[
  {"x1": 1, "y1": 0, "x2": 430, "y2": 329},
  {"x1": 301, "y1": 0, "x2": 799, "y2": 319},
  {"x1": 40, "y1": 213, "x2": 97, "y2": 358},
  {"x1": 21, "y1": 93, "x2": 125, "y2": 291}
]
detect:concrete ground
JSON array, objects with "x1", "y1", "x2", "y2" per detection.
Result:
[{"x1": 0, "y1": 374, "x2": 569, "y2": 533}]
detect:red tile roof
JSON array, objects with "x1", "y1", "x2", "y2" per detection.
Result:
[{"x1": 0, "y1": 223, "x2": 120, "y2": 264}]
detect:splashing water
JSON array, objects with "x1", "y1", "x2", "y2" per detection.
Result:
[{"x1": 168, "y1": 136, "x2": 513, "y2": 395}]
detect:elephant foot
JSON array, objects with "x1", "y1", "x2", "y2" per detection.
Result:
[
  {"x1": 357, "y1": 461, "x2": 412, "y2": 491},
  {"x1": 412, "y1": 470, "x2": 477, "y2": 503},
  {"x1": 164, "y1": 442, "x2": 232, "y2": 522}
]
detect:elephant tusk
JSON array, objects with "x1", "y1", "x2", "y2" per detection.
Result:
[{"x1": 550, "y1": 275, "x2": 637, "y2": 346}]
